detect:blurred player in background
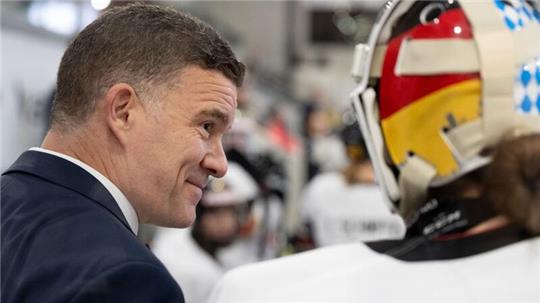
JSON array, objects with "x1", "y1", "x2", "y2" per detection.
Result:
[
  {"x1": 153, "y1": 163, "x2": 257, "y2": 303},
  {"x1": 297, "y1": 112, "x2": 405, "y2": 249}
]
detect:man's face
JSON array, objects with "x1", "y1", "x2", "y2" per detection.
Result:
[{"x1": 125, "y1": 66, "x2": 238, "y2": 228}]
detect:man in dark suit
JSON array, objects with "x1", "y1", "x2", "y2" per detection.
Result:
[{"x1": 1, "y1": 4, "x2": 244, "y2": 303}]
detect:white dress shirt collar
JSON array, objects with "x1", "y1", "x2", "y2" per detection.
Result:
[{"x1": 30, "y1": 147, "x2": 139, "y2": 235}]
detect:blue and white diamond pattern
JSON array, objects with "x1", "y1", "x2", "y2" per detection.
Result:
[
  {"x1": 494, "y1": 0, "x2": 540, "y2": 31},
  {"x1": 515, "y1": 58, "x2": 540, "y2": 115}
]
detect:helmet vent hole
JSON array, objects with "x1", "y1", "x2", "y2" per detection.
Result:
[
  {"x1": 446, "y1": 113, "x2": 458, "y2": 129},
  {"x1": 420, "y1": 3, "x2": 446, "y2": 25}
]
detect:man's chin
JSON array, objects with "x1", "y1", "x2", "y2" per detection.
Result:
[
  {"x1": 173, "y1": 214, "x2": 196, "y2": 228},
  {"x1": 152, "y1": 212, "x2": 196, "y2": 229}
]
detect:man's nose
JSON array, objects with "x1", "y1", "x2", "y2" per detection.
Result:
[{"x1": 201, "y1": 141, "x2": 228, "y2": 178}]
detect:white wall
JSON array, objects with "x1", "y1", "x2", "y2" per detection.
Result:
[
  {"x1": 290, "y1": 1, "x2": 379, "y2": 111},
  {"x1": 1, "y1": 26, "x2": 67, "y2": 170},
  {"x1": 185, "y1": 1, "x2": 288, "y2": 74}
]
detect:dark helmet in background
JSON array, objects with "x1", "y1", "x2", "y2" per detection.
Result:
[{"x1": 339, "y1": 111, "x2": 369, "y2": 164}]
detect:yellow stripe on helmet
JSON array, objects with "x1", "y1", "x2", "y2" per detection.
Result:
[{"x1": 381, "y1": 79, "x2": 481, "y2": 177}]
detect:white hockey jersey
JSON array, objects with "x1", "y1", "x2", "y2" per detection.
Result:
[
  {"x1": 208, "y1": 236, "x2": 540, "y2": 302},
  {"x1": 300, "y1": 173, "x2": 406, "y2": 245}
]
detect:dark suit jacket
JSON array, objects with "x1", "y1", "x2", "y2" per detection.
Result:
[{"x1": 1, "y1": 151, "x2": 184, "y2": 303}]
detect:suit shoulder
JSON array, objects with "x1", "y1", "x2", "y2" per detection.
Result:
[
  {"x1": 69, "y1": 260, "x2": 184, "y2": 303},
  {"x1": 1, "y1": 172, "x2": 84, "y2": 213},
  {"x1": 0, "y1": 259, "x2": 185, "y2": 303}
]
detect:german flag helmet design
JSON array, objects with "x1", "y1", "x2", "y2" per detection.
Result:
[{"x1": 350, "y1": 0, "x2": 540, "y2": 222}]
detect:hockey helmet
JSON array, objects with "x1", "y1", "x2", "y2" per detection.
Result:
[
  {"x1": 201, "y1": 162, "x2": 258, "y2": 208},
  {"x1": 350, "y1": 0, "x2": 540, "y2": 222}
]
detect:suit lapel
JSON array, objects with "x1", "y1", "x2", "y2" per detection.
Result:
[{"x1": 2, "y1": 150, "x2": 134, "y2": 234}]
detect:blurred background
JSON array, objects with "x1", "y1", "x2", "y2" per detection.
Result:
[{"x1": 1, "y1": 1, "x2": 401, "y2": 301}]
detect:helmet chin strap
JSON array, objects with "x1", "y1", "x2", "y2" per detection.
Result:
[{"x1": 397, "y1": 154, "x2": 436, "y2": 226}]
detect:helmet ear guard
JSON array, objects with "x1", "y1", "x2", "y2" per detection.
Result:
[{"x1": 350, "y1": 0, "x2": 540, "y2": 225}]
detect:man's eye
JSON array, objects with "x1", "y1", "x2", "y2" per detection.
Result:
[{"x1": 203, "y1": 122, "x2": 214, "y2": 132}]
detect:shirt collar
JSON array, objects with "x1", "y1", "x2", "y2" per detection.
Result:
[{"x1": 29, "y1": 147, "x2": 139, "y2": 235}]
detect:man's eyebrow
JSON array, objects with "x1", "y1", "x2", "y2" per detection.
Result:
[{"x1": 195, "y1": 109, "x2": 230, "y2": 124}]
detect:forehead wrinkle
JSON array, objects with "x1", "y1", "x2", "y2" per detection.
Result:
[
  {"x1": 174, "y1": 69, "x2": 238, "y2": 108},
  {"x1": 197, "y1": 92, "x2": 237, "y2": 109},
  {"x1": 191, "y1": 81, "x2": 236, "y2": 96}
]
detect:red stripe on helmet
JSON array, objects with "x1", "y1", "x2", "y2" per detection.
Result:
[{"x1": 379, "y1": 8, "x2": 480, "y2": 120}]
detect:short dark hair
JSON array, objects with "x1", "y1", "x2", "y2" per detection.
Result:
[
  {"x1": 485, "y1": 134, "x2": 540, "y2": 235},
  {"x1": 428, "y1": 134, "x2": 540, "y2": 235},
  {"x1": 52, "y1": 4, "x2": 245, "y2": 129}
]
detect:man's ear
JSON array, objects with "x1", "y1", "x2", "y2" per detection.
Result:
[{"x1": 103, "y1": 83, "x2": 143, "y2": 145}]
